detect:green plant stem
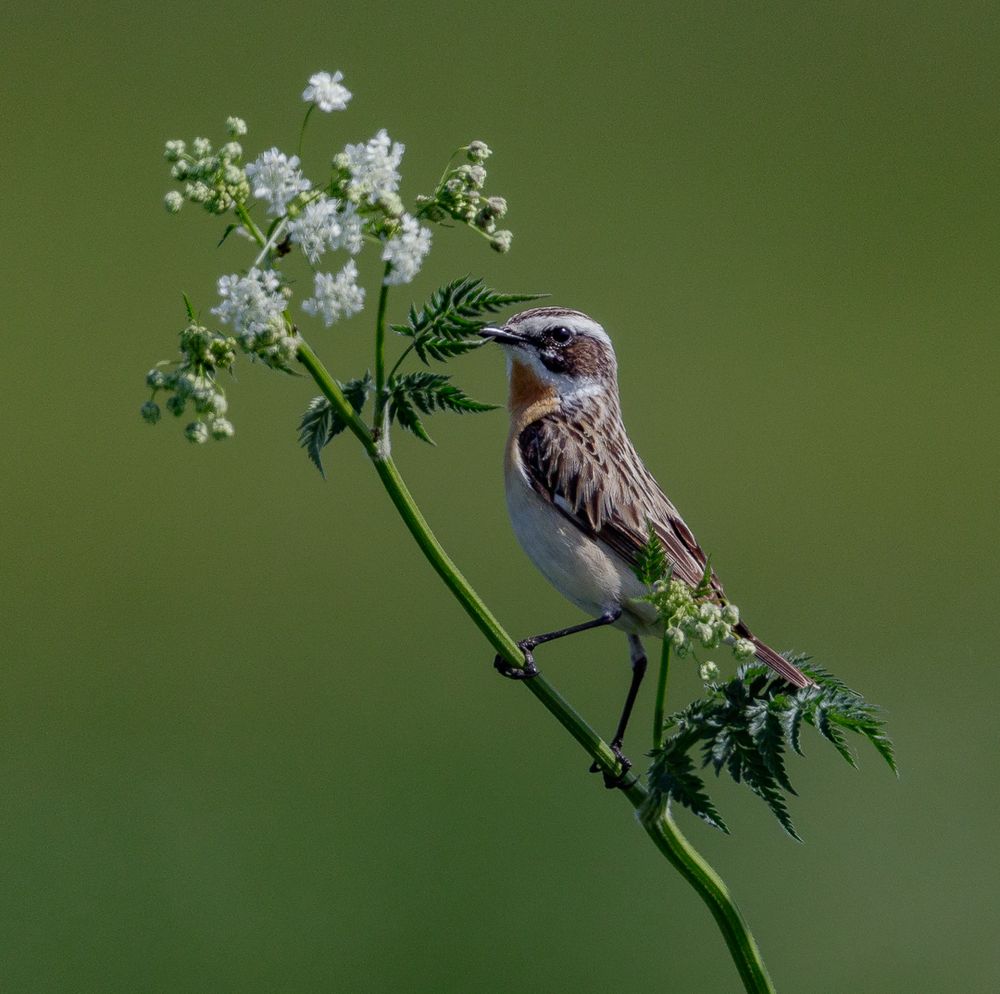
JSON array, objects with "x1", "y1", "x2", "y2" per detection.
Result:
[
  {"x1": 653, "y1": 638, "x2": 671, "y2": 751},
  {"x1": 373, "y1": 265, "x2": 392, "y2": 428},
  {"x1": 295, "y1": 338, "x2": 776, "y2": 994}
]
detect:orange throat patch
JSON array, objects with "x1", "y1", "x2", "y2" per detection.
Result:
[{"x1": 508, "y1": 358, "x2": 559, "y2": 432}]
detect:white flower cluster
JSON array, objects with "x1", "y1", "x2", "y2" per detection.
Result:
[
  {"x1": 212, "y1": 268, "x2": 300, "y2": 367},
  {"x1": 382, "y1": 215, "x2": 432, "y2": 285},
  {"x1": 302, "y1": 260, "x2": 366, "y2": 326},
  {"x1": 415, "y1": 141, "x2": 513, "y2": 253},
  {"x1": 648, "y1": 578, "x2": 755, "y2": 667},
  {"x1": 302, "y1": 71, "x2": 352, "y2": 112},
  {"x1": 335, "y1": 128, "x2": 405, "y2": 208},
  {"x1": 288, "y1": 198, "x2": 364, "y2": 263},
  {"x1": 245, "y1": 148, "x2": 311, "y2": 216},
  {"x1": 163, "y1": 127, "x2": 249, "y2": 215}
]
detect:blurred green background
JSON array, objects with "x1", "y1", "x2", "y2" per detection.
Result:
[{"x1": 3, "y1": 1, "x2": 998, "y2": 990}]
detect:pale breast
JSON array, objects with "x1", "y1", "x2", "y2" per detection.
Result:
[{"x1": 504, "y1": 443, "x2": 660, "y2": 635}]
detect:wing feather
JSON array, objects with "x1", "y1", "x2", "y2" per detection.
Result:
[{"x1": 518, "y1": 408, "x2": 723, "y2": 595}]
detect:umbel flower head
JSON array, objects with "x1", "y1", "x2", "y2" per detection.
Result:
[
  {"x1": 147, "y1": 69, "x2": 520, "y2": 444},
  {"x1": 302, "y1": 71, "x2": 352, "y2": 112}
]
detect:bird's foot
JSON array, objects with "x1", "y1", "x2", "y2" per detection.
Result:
[
  {"x1": 493, "y1": 639, "x2": 540, "y2": 680},
  {"x1": 589, "y1": 742, "x2": 635, "y2": 790}
]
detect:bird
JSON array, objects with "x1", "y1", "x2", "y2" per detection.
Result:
[{"x1": 480, "y1": 307, "x2": 812, "y2": 783}]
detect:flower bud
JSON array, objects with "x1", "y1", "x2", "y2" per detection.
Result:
[
  {"x1": 140, "y1": 401, "x2": 161, "y2": 424},
  {"x1": 210, "y1": 418, "x2": 235, "y2": 440},
  {"x1": 164, "y1": 191, "x2": 184, "y2": 214},
  {"x1": 490, "y1": 230, "x2": 513, "y2": 254},
  {"x1": 467, "y1": 140, "x2": 492, "y2": 162},
  {"x1": 733, "y1": 639, "x2": 756, "y2": 661},
  {"x1": 226, "y1": 116, "x2": 248, "y2": 137},
  {"x1": 185, "y1": 421, "x2": 209, "y2": 444},
  {"x1": 699, "y1": 661, "x2": 720, "y2": 682}
]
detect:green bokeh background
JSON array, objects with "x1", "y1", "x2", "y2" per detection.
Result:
[{"x1": 4, "y1": 2, "x2": 998, "y2": 991}]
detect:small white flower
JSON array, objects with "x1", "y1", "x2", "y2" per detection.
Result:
[
  {"x1": 335, "y1": 202, "x2": 365, "y2": 254},
  {"x1": 303, "y1": 70, "x2": 352, "y2": 112},
  {"x1": 490, "y1": 229, "x2": 513, "y2": 254},
  {"x1": 185, "y1": 421, "x2": 209, "y2": 444},
  {"x1": 382, "y1": 215, "x2": 432, "y2": 285},
  {"x1": 339, "y1": 129, "x2": 404, "y2": 204},
  {"x1": 698, "y1": 602, "x2": 721, "y2": 623},
  {"x1": 467, "y1": 140, "x2": 492, "y2": 162},
  {"x1": 733, "y1": 639, "x2": 756, "y2": 662},
  {"x1": 212, "y1": 267, "x2": 287, "y2": 340},
  {"x1": 164, "y1": 190, "x2": 184, "y2": 213},
  {"x1": 302, "y1": 260, "x2": 366, "y2": 326},
  {"x1": 245, "y1": 148, "x2": 311, "y2": 216},
  {"x1": 699, "y1": 661, "x2": 720, "y2": 682},
  {"x1": 695, "y1": 622, "x2": 715, "y2": 645},
  {"x1": 721, "y1": 604, "x2": 740, "y2": 625},
  {"x1": 210, "y1": 418, "x2": 235, "y2": 440},
  {"x1": 192, "y1": 137, "x2": 212, "y2": 157},
  {"x1": 226, "y1": 116, "x2": 247, "y2": 137},
  {"x1": 288, "y1": 197, "x2": 343, "y2": 264},
  {"x1": 164, "y1": 140, "x2": 186, "y2": 161},
  {"x1": 146, "y1": 369, "x2": 167, "y2": 389}
]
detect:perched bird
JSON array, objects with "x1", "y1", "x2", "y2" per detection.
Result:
[{"x1": 481, "y1": 307, "x2": 811, "y2": 779}]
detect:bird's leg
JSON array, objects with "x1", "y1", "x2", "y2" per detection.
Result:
[
  {"x1": 590, "y1": 634, "x2": 647, "y2": 789},
  {"x1": 493, "y1": 607, "x2": 622, "y2": 680}
]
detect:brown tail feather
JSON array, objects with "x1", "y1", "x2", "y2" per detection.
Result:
[{"x1": 737, "y1": 625, "x2": 814, "y2": 688}]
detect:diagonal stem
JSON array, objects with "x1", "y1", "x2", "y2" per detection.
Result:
[{"x1": 295, "y1": 338, "x2": 777, "y2": 994}]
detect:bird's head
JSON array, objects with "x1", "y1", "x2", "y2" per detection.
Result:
[{"x1": 480, "y1": 307, "x2": 618, "y2": 404}]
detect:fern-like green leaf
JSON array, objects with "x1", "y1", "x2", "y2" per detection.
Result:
[
  {"x1": 392, "y1": 277, "x2": 546, "y2": 365},
  {"x1": 387, "y1": 371, "x2": 497, "y2": 444},
  {"x1": 297, "y1": 373, "x2": 372, "y2": 477},
  {"x1": 647, "y1": 656, "x2": 896, "y2": 840},
  {"x1": 634, "y1": 522, "x2": 670, "y2": 586}
]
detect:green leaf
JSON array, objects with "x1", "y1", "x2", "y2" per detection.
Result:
[
  {"x1": 392, "y1": 276, "x2": 546, "y2": 366},
  {"x1": 646, "y1": 657, "x2": 896, "y2": 840},
  {"x1": 182, "y1": 292, "x2": 197, "y2": 322},
  {"x1": 634, "y1": 522, "x2": 670, "y2": 586},
  {"x1": 648, "y1": 736, "x2": 730, "y2": 834},
  {"x1": 297, "y1": 373, "x2": 372, "y2": 477},
  {"x1": 387, "y1": 371, "x2": 497, "y2": 444},
  {"x1": 217, "y1": 223, "x2": 238, "y2": 248}
]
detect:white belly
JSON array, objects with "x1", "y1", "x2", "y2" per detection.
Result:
[{"x1": 505, "y1": 468, "x2": 660, "y2": 635}]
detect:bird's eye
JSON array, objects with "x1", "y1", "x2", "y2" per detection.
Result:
[{"x1": 550, "y1": 326, "x2": 572, "y2": 344}]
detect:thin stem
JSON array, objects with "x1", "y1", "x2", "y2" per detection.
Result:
[
  {"x1": 294, "y1": 339, "x2": 776, "y2": 994},
  {"x1": 653, "y1": 637, "x2": 671, "y2": 751},
  {"x1": 234, "y1": 204, "x2": 266, "y2": 248},
  {"x1": 639, "y1": 800, "x2": 776, "y2": 994},
  {"x1": 373, "y1": 266, "x2": 392, "y2": 429},
  {"x1": 297, "y1": 104, "x2": 316, "y2": 159}
]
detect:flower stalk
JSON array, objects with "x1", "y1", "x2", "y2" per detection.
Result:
[{"x1": 294, "y1": 336, "x2": 776, "y2": 994}]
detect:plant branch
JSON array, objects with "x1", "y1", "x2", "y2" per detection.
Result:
[
  {"x1": 653, "y1": 638, "x2": 671, "y2": 751},
  {"x1": 373, "y1": 266, "x2": 392, "y2": 429},
  {"x1": 295, "y1": 339, "x2": 777, "y2": 994}
]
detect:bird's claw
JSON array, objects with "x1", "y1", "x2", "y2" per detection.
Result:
[
  {"x1": 589, "y1": 744, "x2": 635, "y2": 790},
  {"x1": 493, "y1": 640, "x2": 539, "y2": 680}
]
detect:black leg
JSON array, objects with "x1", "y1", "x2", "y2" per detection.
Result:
[
  {"x1": 591, "y1": 635, "x2": 648, "y2": 789},
  {"x1": 494, "y1": 607, "x2": 622, "y2": 680}
]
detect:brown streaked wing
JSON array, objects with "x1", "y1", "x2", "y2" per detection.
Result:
[{"x1": 517, "y1": 409, "x2": 724, "y2": 595}]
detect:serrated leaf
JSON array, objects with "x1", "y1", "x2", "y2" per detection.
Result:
[
  {"x1": 648, "y1": 656, "x2": 896, "y2": 841},
  {"x1": 387, "y1": 371, "x2": 497, "y2": 444},
  {"x1": 634, "y1": 522, "x2": 669, "y2": 586},
  {"x1": 182, "y1": 292, "x2": 197, "y2": 322},
  {"x1": 217, "y1": 223, "x2": 238, "y2": 248},
  {"x1": 649, "y1": 743, "x2": 730, "y2": 834},
  {"x1": 297, "y1": 372, "x2": 372, "y2": 476},
  {"x1": 393, "y1": 276, "x2": 546, "y2": 365}
]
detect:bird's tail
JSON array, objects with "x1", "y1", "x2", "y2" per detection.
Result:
[{"x1": 737, "y1": 624, "x2": 814, "y2": 688}]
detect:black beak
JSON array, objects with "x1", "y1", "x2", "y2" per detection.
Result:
[{"x1": 480, "y1": 326, "x2": 525, "y2": 346}]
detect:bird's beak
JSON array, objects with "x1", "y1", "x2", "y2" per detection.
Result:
[{"x1": 480, "y1": 326, "x2": 525, "y2": 346}]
